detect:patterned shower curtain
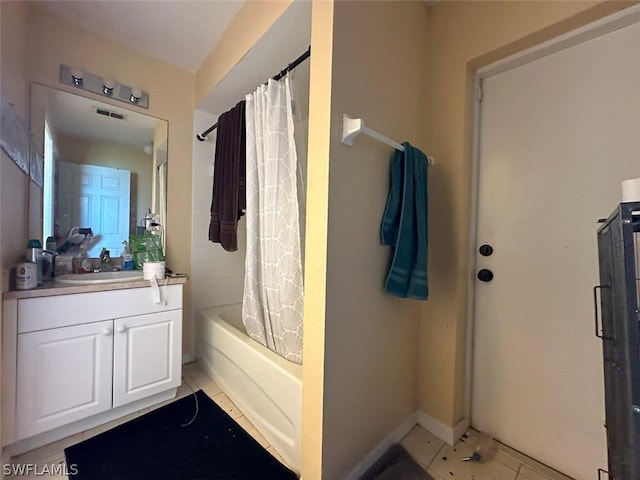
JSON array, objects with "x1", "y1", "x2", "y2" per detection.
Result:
[{"x1": 242, "y1": 76, "x2": 304, "y2": 364}]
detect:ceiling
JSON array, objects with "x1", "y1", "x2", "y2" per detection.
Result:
[{"x1": 35, "y1": 0, "x2": 245, "y2": 73}]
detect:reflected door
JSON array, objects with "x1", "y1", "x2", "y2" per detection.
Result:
[{"x1": 58, "y1": 162, "x2": 130, "y2": 256}]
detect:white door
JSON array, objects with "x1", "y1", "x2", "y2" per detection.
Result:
[
  {"x1": 472, "y1": 19, "x2": 640, "y2": 479},
  {"x1": 16, "y1": 320, "x2": 113, "y2": 439},
  {"x1": 112, "y1": 310, "x2": 182, "y2": 408},
  {"x1": 58, "y1": 162, "x2": 130, "y2": 256}
]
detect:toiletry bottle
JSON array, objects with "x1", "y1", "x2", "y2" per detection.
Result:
[
  {"x1": 16, "y1": 261, "x2": 38, "y2": 290},
  {"x1": 122, "y1": 240, "x2": 134, "y2": 271},
  {"x1": 46, "y1": 236, "x2": 57, "y2": 253},
  {"x1": 26, "y1": 239, "x2": 43, "y2": 285}
]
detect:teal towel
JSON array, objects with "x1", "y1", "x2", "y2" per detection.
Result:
[{"x1": 380, "y1": 142, "x2": 429, "y2": 300}]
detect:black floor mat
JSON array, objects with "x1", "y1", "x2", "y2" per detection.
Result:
[
  {"x1": 64, "y1": 390, "x2": 297, "y2": 480},
  {"x1": 359, "y1": 444, "x2": 434, "y2": 480}
]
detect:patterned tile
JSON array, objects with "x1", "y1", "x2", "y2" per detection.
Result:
[
  {"x1": 400, "y1": 425, "x2": 444, "y2": 467},
  {"x1": 11, "y1": 434, "x2": 82, "y2": 466},
  {"x1": 181, "y1": 373, "x2": 199, "y2": 391},
  {"x1": 182, "y1": 361, "x2": 212, "y2": 385},
  {"x1": 518, "y1": 464, "x2": 572, "y2": 480},
  {"x1": 5, "y1": 458, "x2": 70, "y2": 480},
  {"x1": 427, "y1": 440, "x2": 518, "y2": 480},
  {"x1": 458, "y1": 430, "x2": 520, "y2": 472},
  {"x1": 493, "y1": 441, "x2": 571, "y2": 480},
  {"x1": 200, "y1": 380, "x2": 223, "y2": 399}
]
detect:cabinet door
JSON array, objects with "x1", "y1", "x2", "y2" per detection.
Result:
[
  {"x1": 16, "y1": 320, "x2": 114, "y2": 439},
  {"x1": 113, "y1": 310, "x2": 182, "y2": 407}
]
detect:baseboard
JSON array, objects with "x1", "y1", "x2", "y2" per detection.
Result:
[
  {"x1": 343, "y1": 412, "x2": 417, "y2": 480},
  {"x1": 416, "y1": 410, "x2": 469, "y2": 446}
]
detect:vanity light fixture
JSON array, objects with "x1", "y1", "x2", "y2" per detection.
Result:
[
  {"x1": 143, "y1": 141, "x2": 153, "y2": 155},
  {"x1": 130, "y1": 88, "x2": 142, "y2": 104},
  {"x1": 59, "y1": 65, "x2": 149, "y2": 109},
  {"x1": 102, "y1": 79, "x2": 115, "y2": 96}
]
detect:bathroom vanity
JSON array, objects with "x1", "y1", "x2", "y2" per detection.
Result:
[{"x1": 2, "y1": 278, "x2": 185, "y2": 456}]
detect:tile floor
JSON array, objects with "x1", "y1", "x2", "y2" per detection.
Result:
[
  {"x1": 6, "y1": 361, "x2": 573, "y2": 480},
  {"x1": 400, "y1": 426, "x2": 573, "y2": 480}
]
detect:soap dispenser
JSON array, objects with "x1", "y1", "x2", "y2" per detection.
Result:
[{"x1": 122, "y1": 240, "x2": 134, "y2": 271}]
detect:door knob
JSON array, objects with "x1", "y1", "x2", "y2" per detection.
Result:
[
  {"x1": 117, "y1": 326, "x2": 127, "y2": 333},
  {"x1": 101, "y1": 328, "x2": 113, "y2": 336},
  {"x1": 477, "y1": 269, "x2": 494, "y2": 282},
  {"x1": 479, "y1": 244, "x2": 494, "y2": 257}
]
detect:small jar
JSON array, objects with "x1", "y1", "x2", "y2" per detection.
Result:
[{"x1": 16, "y1": 262, "x2": 38, "y2": 290}]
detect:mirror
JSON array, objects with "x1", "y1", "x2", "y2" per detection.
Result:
[{"x1": 30, "y1": 83, "x2": 168, "y2": 258}]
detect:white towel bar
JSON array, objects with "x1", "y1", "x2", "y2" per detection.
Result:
[{"x1": 341, "y1": 113, "x2": 434, "y2": 164}]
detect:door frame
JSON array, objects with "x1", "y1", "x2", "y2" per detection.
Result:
[{"x1": 463, "y1": 2, "x2": 640, "y2": 426}]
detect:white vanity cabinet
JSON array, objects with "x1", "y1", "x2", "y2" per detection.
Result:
[
  {"x1": 112, "y1": 310, "x2": 181, "y2": 407},
  {"x1": 17, "y1": 320, "x2": 114, "y2": 438},
  {"x1": 3, "y1": 282, "x2": 183, "y2": 453}
]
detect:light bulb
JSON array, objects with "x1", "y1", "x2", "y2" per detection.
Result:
[
  {"x1": 143, "y1": 142, "x2": 153, "y2": 155},
  {"x1": 130, "y1": 87, "x2": 142, "y2": 103},
  {"x1": 70, "y1": 68, "x2": 84, "y2": 87},
  {"x1": 103, "y1": 79, "x2": 115, "y2": 95}
]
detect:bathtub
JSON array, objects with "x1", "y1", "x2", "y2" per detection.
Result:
[{"x1": 196, "y1": 304, "x2": 302, "y2": 472}]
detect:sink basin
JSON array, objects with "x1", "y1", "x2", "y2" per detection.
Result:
[{"x1": 54, "y1": 271, "x2": 144, "y2": 285}]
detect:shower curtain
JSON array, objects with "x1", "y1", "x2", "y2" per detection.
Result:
[{"x1": 242, "y1": 76, "x2": 304, "y2": 364}]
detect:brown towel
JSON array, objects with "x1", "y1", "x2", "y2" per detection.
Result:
[{"x1": 209, "y1": 101, "x2": 246, "y2": 252}]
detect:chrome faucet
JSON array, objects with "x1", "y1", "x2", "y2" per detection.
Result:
[{"x1": 99, "y1": 248, "x2": 111, "y2": 271}]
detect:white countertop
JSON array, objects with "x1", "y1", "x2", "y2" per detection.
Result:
[{"x1": 3, "y1": 276, "x2": 187, "y2": 300}]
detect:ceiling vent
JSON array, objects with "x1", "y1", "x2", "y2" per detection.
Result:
[{"x1": 94, "y1": 107, "x2": 126, "y2": 120}]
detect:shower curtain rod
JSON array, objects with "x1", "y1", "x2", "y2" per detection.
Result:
[{"x1": 196, "y1": 46, "x2": 311, "y2": 141}]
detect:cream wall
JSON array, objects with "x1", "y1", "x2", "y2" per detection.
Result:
[
  {"x1": 23, "y1": 3, "x2": 195, "y2": 353},
  {"x1": 0, "y1": 0, "x2": 30, "y2": 280},
  {"x1": 195, "y1": 0, "x2": 292, "y2": 106},
  {"x1": 301, "y1": 1, "x2": 334, "y2": 477},
  {"x1": 56, "y1": 135, "x2": 154, "y2": 233},
  {"x1": 419, "y1": 0, "x2": 637, "y2": 427},
  {"x1": 1, "y1": 0, "x2": 30, "y2": 469},
  {"x1": 319, "y1": 2, "x2": 428, "y2": 478}
]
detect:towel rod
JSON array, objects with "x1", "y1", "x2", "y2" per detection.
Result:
[{"x1": 341, "y1": 113, "x2": 434, "y2": 164}]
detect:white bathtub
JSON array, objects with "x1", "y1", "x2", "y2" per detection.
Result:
[{"x1": 196, "y1": 304, "x2": 302, "y2": 472}]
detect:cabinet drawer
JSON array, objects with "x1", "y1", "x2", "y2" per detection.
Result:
[{"x1": 18, "y1": 285, "x2": 183, "y2": 333}]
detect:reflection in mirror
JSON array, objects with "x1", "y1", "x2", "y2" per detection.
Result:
[{"x1": 30, "y1": 83, "x2": 168, "y2": 258}]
